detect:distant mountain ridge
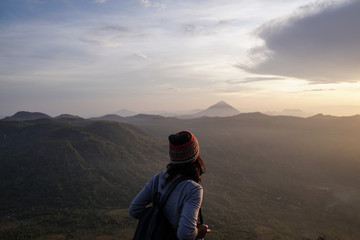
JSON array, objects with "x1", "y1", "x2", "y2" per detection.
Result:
[
  {"x1": 3, "y1": 111, "x2": 51, "y2": 121},
  {"x1": 113, "y1": 109, "x2": 137, "y2": 117},
  {"x1": 266, "y1": 109, "x2": 312, "y2": 117},
  {"x1": 2, "y1": 101, "x2": 242, "y2": 122},
  {"x1": 55, "y1": 114, "x2": 82, "y2": 119},
  {"x1": 2, "y1": 111, "x2": 82, "y2": 121},
  {"x1": 4, "y1": 101, "x2": 359, "y2": 121},
  {"x1": 89, "y1": 114, "x2": 125, "y2": 122},
  {"x1": 112, "y1": 101, "x2": 241, "y2": 118},
  {"x1": 176, "y1": 101, "x2": 241, "y2": 118},
  {"x1": 191, "y1": 101, "x2": 240, "y2": 117}
]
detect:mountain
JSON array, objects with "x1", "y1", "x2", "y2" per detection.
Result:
[
  {"x1": 55, "y1": 114, "x2": 82, "y2": 119},
  {"x1": 190, "y1": 101, "x2": 240, "y2": 118},
  {"x1": 0, "y1": 118, "x2": 166, "y2": 212},
  {"x1": 307, "y1": 113, "x2": 340, "y2": 120},
  {"x1": 66, "y1": 101, "x2": 240, "y2": 121},
  {"x1": 114, "y1": 109, "x2": 137, "y2": 117},
  {"x1": 126, "y1": 114, "x2": 169, "y2": 122},
  {"x1": 143, "y1": 110, "x2": 179, "y2": 117},
  {"x1": 89, "y1": 114, "x2": 126, "y2": 122},
  {"x1": 90, "y1": 114, "x2": 171, "y2": 125},
  {"x1": 266, "y1": 108, "x2": 312, "y2": 117},
  {"x1": 2, "y1": 111, "x2": 51, "y2": 121},
  {"x1": 94, "y1": 112, "x2": 360, "y2": 239},
  {"x1": 2, "y1": 114, "x2": 360, "y2": 239},
  {"x1": 113, "y1": 103, "x2": 241, "y2": 118}
]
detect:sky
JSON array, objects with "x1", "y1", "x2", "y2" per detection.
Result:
[{"x1": 1, "y1": 0, "x2": 360, "y2": 117}]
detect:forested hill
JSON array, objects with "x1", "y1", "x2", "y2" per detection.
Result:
[
  {"x1": 1, "y1": 114, "x2": 360, "y2": 239},
  {"x1": 0, "y1": 118, "x2": 167, "y2": 212}
]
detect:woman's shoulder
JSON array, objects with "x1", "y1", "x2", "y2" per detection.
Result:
[
  {"x1": 158, "y1": 171, "x2": 202, "y2": 189},
  {"x1": 163, "y1": 171, "x2": 202, "y2": 187},
  {"x1": 176, "y1": 179, "x2": 203, "y2": 204},
  {"x1": 177, "y1": 177, "x2": 203, "y2": 199},
  {"x1": 183, "y1": 178, "x2": 202, "y2": 189}
]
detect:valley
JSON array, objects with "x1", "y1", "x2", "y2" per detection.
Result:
[{"x1": 1, "y1": 112, "x2": 360, "y2": 239}]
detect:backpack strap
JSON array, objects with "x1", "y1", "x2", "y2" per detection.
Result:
[
  {"x1": 154, "y1": 174, "x2": 160, "y2": 194},
  {"x1": 153, "y1": 174, "x2": 161, "y2": 207},
  {"x1": 153, "y1": 174, "x2": 188, "y2": 208},
  {"x1": 160, "y1": 175, "x2": 188, "y2": 207}
]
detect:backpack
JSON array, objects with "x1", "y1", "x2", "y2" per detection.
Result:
[{"x1": 132, "y1": 174, "x2": 187, "y2": 240}]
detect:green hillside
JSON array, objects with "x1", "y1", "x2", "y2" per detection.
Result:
[
  {"x1": 101, "y1": 113, "x2": 360, "y2": 240},
  {"x1": 1, "y1": 115, "x2": 360, "y2": 239},
  {"x1": 0, "y1": 118, "x2": 167, "y2": 239}
]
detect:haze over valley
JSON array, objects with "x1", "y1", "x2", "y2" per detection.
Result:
[{"x1": 1, "y1": 103, "x2": 360, "y2": 239}]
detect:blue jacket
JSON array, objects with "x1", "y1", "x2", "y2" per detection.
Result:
[{"x1": 129, "y1": 171, "x2": 203, "y2": 240}]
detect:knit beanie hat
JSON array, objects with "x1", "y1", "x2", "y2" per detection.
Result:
[{"x1": 169, "y1": 130, "x2": 200, "y2": 164}]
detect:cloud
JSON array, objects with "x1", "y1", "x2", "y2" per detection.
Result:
[
  {"x1": 80, "y1": 38, "x2": 123, "y2": 48},
  {"x1": 229, "y1": 76, "x2": 284, "y2": 84},
  {"x1": 139, "y1": 0, "x2": 151, "y2": 8},
  {"x1": 93, "y1": 0, "x2": 107, "y2": 3},
  {"x1": 182, "y1": 19, "x2": 236, "y2": 37},
  {"x1": 96, "y1": 25, "x2": 130, "y2": 33},
  {"x1": 159, "y1": 83, "x2": 181, "y2": 92},
  {"x1": 240, "y1": 0, "x2": 360, "y2": 83},
  {"x1": 304, "y1": 88, "x2": 335, "y2": 92},
  {"x1": 78, "y1": 25, "x2": 133, "y2": 48},
  {"x1": 139, "y1": 0, "x2": 167, "y2": 9},
  {"x1": 216, "y1": 85, "x2": 260, "y2": 95},
  {"x1": 133, "y1": 52, "x2": 152, "y2": 60}
]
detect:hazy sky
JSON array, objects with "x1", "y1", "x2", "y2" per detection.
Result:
[{"x1": 1, "y1": 0, "x2": 360, "y2": 117}]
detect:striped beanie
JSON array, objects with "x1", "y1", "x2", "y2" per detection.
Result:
[{"x1": 169, "y1": 130, "x2": 200, "y2": 164}]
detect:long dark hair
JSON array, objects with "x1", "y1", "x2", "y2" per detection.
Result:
[{"x1": 165, "y1": 156, "x2": 206, "y2": 183}]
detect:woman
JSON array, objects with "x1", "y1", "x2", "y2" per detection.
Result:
[{"x1": 129, "y1": 130, "x2": 210, "y2": 240}]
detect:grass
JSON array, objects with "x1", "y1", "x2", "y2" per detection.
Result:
[{"x1": 0, "y1": 208, "x2": 137, "y2": 240}]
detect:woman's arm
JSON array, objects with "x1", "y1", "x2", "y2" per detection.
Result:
[
  {"x1": 129, "y1": 176, "x2": 155, "y2": 219},
  {"x1": 177, "y1": 185, "x2": 203, "y2": 240}
]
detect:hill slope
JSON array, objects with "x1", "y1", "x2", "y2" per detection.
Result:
[
  {"x1": 1, "y1": 114, "x2": 360, "y2": 239},
  {"x1": 0, "y1": 118, "x2": 166, "y2": 212},
  {"x1": 3, "y1": 111, "x2": 51, "y2": 121},
  {"x1": 97, "y1": 112, "x2": 360, "y2": 240}
]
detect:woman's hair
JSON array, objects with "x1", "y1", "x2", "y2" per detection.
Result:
[{"x1": 165, "y1": 156, "x2": 206, "y2": 183}]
